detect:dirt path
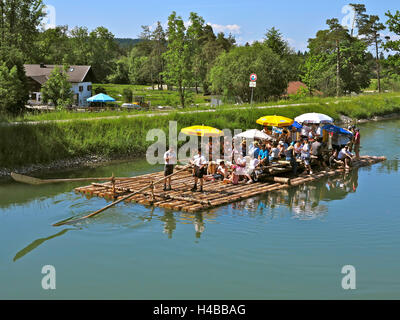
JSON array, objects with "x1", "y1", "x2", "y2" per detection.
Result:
[{"x1": 2, "y1": 102, "x2": 316, "y2": 126}]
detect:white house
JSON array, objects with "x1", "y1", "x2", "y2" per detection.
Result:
[{"x1": 24, "y1": 64, "x2": 94, "y2": 107}]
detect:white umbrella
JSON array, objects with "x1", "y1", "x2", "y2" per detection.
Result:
[
  {"x1": 295, "y1": 113, "x2": 334, "y2": 124},
  {"x1": 234, "y1": 129, "x2": 273, "y2": 140}
]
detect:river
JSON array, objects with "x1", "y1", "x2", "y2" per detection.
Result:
[{"x1": 0, "y1": 119, "x2": 399, "y2": 299}]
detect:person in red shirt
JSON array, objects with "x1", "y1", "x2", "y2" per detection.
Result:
[{"x1": 354, "y1": 128, "x2": 361, "y2": 159}]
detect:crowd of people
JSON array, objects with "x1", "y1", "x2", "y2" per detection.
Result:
[{"x1": 163, "y1": 124, "x2": 361, "y2": 192}]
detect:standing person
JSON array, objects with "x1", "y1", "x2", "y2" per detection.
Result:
[
  {"x1": 290, "y1": 126, "x2": 298, "y2": 144},
  {"x1": 311, "y1": 137, "x2": 325, "y2": 168},
  {"x1": 163, "y1": 147, "x2": 177, "y2": 191},
  {"x1": 301, "y1": 138, "x2": 312, "y2": 174},
  {"x1": 347, "y1": 126, "x2": 355, "y2": 152},
  {"x1": 293, "y1": 140, "x2": 303, "y2": 159},
  {"x1": 191, "y1": 148, "x2": 208, "y2": 192},
  {"x1": 354, "y1": 128, "x2": 361, "y2": 159}
]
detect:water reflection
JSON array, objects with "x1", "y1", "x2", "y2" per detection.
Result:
[
  {"x1": 230, "y1": 168, "x2": 360, "y2": 221},
  {"x1": 13, "y1": 228, "x2": 72, "y2": 262}
]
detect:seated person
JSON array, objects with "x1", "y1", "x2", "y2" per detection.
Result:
[
  {"x1": 337, "y1": 144, "x2": 355, "y2": 169},
  {"x1": 258, "y1": 144, "x2": 269, "y2": 166},
  {"x1": 269, "y1": 142, "x2": 280, "y2": 162},
  {"x1": 229, "y1": 154, "x2": 247, "y2": 184},
  {"x1": 245, "y1": 157, "x2": 260, "y2": 184},
  {"x1": 213, "y1": 161, "x2": 228, "y2": 181}
]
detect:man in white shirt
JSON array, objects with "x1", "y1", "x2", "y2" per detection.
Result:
[
  {"x1": 190, "y1": 148, "x2": 208, "y2": 192},
  {"x1": 301, "y1": 124, "x2": 311, "y2": 138},
  {"x1": 163, "y1": 147, "x2": 177, "y2": 191},
  {"x1": 337, "y1": 145, "x2": 354, "y2": 169}
]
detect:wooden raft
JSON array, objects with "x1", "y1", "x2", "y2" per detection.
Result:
[{"x1": 74, "y1": 155, "x2": 386, "y2": 213}]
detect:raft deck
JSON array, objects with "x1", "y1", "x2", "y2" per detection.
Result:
[{"x1": 75, "y1": 155, "x2": 386, "y2": 213}]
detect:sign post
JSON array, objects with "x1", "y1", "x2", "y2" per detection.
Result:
[{"x1": 249, "y1": 74, "x2": 257, "y2": 106}]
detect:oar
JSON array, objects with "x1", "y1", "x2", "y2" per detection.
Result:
[
  {"x1": 53, "y1": 164, "x2": 193, "y2": 227},
  {"x1": 11, "y1": 172, "x2": 137, "y2": 185}
]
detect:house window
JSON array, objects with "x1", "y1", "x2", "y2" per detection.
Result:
[
  {"x1": 87, "y1": 85, "x2": 92, "y2": 91},
  {"x1": 79, "y1": 86, "x2": 83, "y2": 92}
]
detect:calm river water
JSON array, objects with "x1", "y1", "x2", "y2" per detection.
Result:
[{"x1": 1, "y1": 119, "x2": 399, "y2": 299}]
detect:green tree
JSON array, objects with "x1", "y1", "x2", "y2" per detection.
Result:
[
  {"x1": 351, "y1": 4, "x2": 386, "y2": 92},
  {"x1": 107, "y1": 55, "x2": 130, "y2": 84},
  {"x1": 122, "y1": 88, "x2": 133, "y2": 103},
  {"x1": 35, "y1": 26, "x2": 72, "y2": 64},
  {"x1": 0, "y1": 61, "x2": 28, "y2": 115},
  {"x1": 41, "y1": 66, "x2": 73, "y2": 109},
  {"x1": 162, "y1": 11, "x2": 193, "y2": 107},
  {"x1": 209, "y1": 43, "x2": 288, "y2": 102},
  {"x1": 384, "y1": 10, "x2": 400, "y2": 77},
  {"x1": 0, "y1": 0, "x2": 45, "y2": 62},
  {"x1": 264, "y1": 27, "x2": 304, "y2": 81},
  {"x1": 304, "y1": 19, "x2": 370, "y2": 96}
]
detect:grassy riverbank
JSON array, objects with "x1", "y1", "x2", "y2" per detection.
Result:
[{"x1": 1, "y1": 93, "x2": 400, "y2": 170}]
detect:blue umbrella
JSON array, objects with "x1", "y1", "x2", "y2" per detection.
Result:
[
  {"x1": 287, "y1": 121, "x2": 303, "y2": 132},
  {"x1": 322, "y1": 124, "x2": 353, "y2": 136},
  {"x1": 87, "y1": 93, "x2": 116, "y2": 103}
]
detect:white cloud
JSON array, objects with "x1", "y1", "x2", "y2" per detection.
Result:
[
  {"x1": 286, "y1": 37, "x2": 308, "y2": 52},
  {"x1": 207, "y1": 23, "x2": 241, "y2": 35}
]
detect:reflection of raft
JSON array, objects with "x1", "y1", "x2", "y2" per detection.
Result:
[{"x1": 75, "y1": 156, "x2": 386, "y2": 213}]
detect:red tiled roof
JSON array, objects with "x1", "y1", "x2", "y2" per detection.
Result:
[
  {"x1": 286, "y1": 81, "x2": 323, "y2": 96},
  {"x1": 287, "y1": 81, "x2": 307, "y2": 95}
]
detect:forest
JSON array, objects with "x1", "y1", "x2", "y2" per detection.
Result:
[{"x1": 1, "y1": 0, "x2": 400, "y2": 115}]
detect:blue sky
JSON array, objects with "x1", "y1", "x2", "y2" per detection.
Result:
[{"x1": 44, "y1": 0, "x2": 399, "y2": 52}]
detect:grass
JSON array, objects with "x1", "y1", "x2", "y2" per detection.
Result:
[
  {"x1": 5, "y1": 91, "x2": 399, "y2": 123},
  {"x1": 1, "y1": 91, "x2": 400, "y2": 169},
  {"x1": 92, "y1": 83, "x2": 209, "y2": 107}
]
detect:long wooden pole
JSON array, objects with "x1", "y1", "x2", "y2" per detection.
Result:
[
  {"x1": 11, "y1": 172, "x2": 140, "y2": 185},
  {"x1": 53, "y1": 165, "x2": 192, "y2": 227}
]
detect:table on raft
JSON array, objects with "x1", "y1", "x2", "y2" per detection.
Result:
[{"x1": 74, "y1": 155, "x2": 386, "y2": 214}]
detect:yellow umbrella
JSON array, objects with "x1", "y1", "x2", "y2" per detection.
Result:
[
  {"x1": 181, "y1": 125, "x2": 224, "y2": 137},
  {"x1": 256, "y1": 115, "x2": 294, "y2": 128}
]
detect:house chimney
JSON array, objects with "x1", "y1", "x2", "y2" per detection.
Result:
[{"x1": 40, "y1": 63, "x2": 46, "y2": 68}]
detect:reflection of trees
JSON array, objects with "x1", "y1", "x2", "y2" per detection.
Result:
[{"x1": 377, "y1": 160, "x2": 399, "y2": 174}]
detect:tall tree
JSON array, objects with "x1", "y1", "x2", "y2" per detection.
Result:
[
  {"x1": 305, "y1": 19, "x2": 370, "y2": 96},
  {"x1": 384, "y1": 10, "x2": 400, "y2": 77},
  {"x1": 326, "y1": 18, "x2": 348, "y2": 97},
  {"x1": 351, "y1": 4, "x2": 386, "y2": 92},
  {"x1": 0, "y1": 0, "x2": 45, "y2": 61},
  {"x1": 162, "y1": 11, "x2": 192, "y2": 107}
]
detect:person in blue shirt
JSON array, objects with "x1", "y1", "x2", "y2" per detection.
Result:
[
  {"x1": 253, "y1": 141, "x2": 261, "y2": 159},
  {"x1": 258, "y1": 143, "x2": 269, "y2": 166}
]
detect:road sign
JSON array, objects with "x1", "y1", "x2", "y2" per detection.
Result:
[
  {"x1": 249, "y1": 82, "x2": 257, "y2": 88},
  {"x1": 250, "y1": 73, "x2": 257, "y2": 82}
]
